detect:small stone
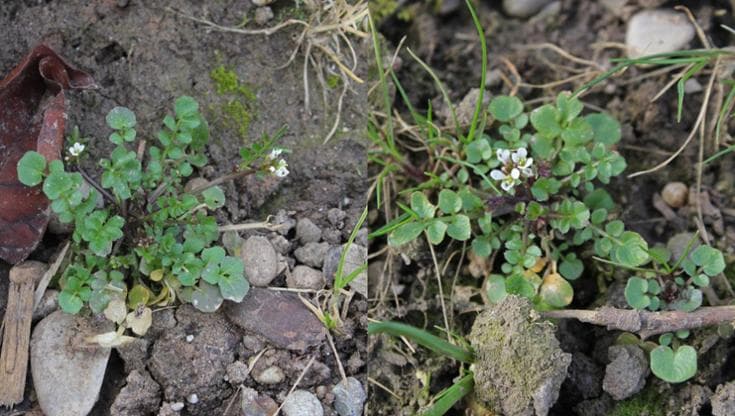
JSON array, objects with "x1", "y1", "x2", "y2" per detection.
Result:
[
  {"x1": 272, "y1": 210, "x2": 296, "y2": 235},
  {"x1": 294, "y1": 242, "x2": 330, "y2": 268},
  {"x1": 626, "y1": 10, "x2": 695, "y2": 58},
  {"x1": 224, "y1": 288, "x2": 326, "y2": 351},
  {"x1": 282, "y1": 390, "x2": 323, "y2": 416},
  {"x1": 333, "y1": 377, "x2": 366, "y2": 416},
  {"x1": 287, "y1": 265, "x2": 326, "y2": 290},
  {"x1": 186, "y1": 334, "x2": 194, "y2": 342},
  {"x1": 226, "y1": 361, "x2": 250, "y2": 385},
  {"x1": 31, "y1": 311, "x2": 113, "y2": 416},
  {"x1": 254, "y1": 365, "x2": 285, "y2": 385},
  {"x1": 712, "y1": 382, "x2": 735, "y2": 416},
  {"x1": 110, "y1": 370, "x2": 161, "y2": 416},
  {"x1": 170, "y1": 402, "x2": 185, "y2": 411},
  {"x1": 327, "y1": 208, "x2": 346, "y2": 228},
  {"x1": 252, "y1": 0, "x2": 274, "y2": 6},
  {"x1": 32, "y1": 289, "x2": 58, "y2": 322},
  {"x1": 254, "y1": 7, "x2": 274, "y2": 25},
  {"x1": 297, "y1": 218, "x2": 322, "y2": 243},
  {"x1": 241, "y1": 236, "x2": 279, "y2": 287},
  {"x1": 270, "y1": 235, "x2": 291, "y2": 254},
  {"x1": 187, "y1": 394, "x2": 199, "y2": 404},
  {"x1": 602, "y1": 345, "x2": 650, "y2": 400},
  {"x1": 454, "y1": 88, "x2": 490, "y2": 126},
  {"x1": 184, "y1": 177, "x2": 209, "y2": 193},
  {"x1": 661, "y1": 182, "x2": 688, "y2": 208},
  {"x1": 502, "y1": 0, "x2": 552, "y2": 18},
  {"x1": 241, "y1": 387, "x2": 278, "y2": 416}
]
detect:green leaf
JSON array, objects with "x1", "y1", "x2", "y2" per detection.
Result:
[
  {"x1": 692, "y1": 274, "x2": 710, "y2": 288},
  {"x1": 410, "y1": 192, "x2": 435, "y2": 219},
  {"x1": 202, "y1": 186, "x2": 226, "y2": 209},
  {"x1": 127, "y1": 285, "x2": 150, "y2": 309},
  {"x1": 506, "y1": 273, "x2": 537, "y2": 299},
  {"x1": 531, "y1": 135, "x2": 554, "y2": 159},
  {"x1": 559, "y1": 254, "x2": 583, "y2": 280},
  {"x1": 446, "y1": 215, "x2": 471, "y2": 241},
  {"x1": 472, "y1": 237, "x2": 492, "y2": 257},
  {"x1": 690, "y1": 245, "x2": 725, "y2": 276},
  {"x1": 426, "y1": 219, "x2": 447, "y2": 245},
  {"x1": 387, "y1": 221, "x2": 424, "y2": 247},
  {"x1": 613, "y1": 232, "x2": 650, "y2": 267},
  {"x1": 671, "y1": 288, "x2": 702, "y2": 312},
  {"x1": 650, "y1": 345, "x2": 697, "y2": 383},
  {"x1": 486, "y1": 275, "x2": 507, "y2": 303},
  {"x1": 17, "y1": 151, "x2": 47, "y2": 186},
  {"x1": 191, "y1": 281, "x2": 224, "y2": 312},
  {"x1": 550, "y1": 200, "x2": 590, "y2": 233},
  {"x1": 584, "y1": 188, "x2": 615, "y2": 211},
  {"x1": 590, "y1": 208, "x2": 608, "y2": 225},
  {"x1": 556, "y1": 92, "x2": 584, "y2": 123},
  {"x1": 175, "y1": 96, "x2": 199, "y2": 117},
  {"x1": 561, "y1": 118, "x2": 593, "y2": 145},
  {"x1": 624, "y1": 277, "x2": 650, "y2": 309},
  {"x1": 531, "y1": 177, "x2": 561, "y2": 202},
  {"x1": 539, "y1": 273, "x2": 574, "y2": 308},
  {"x1": 489, "y1": 96, "x2": 523, "y2": 122},
  {"x1": 605, "y1": 220, "x2": 624, "y2": 237},
  {"x1": 438, "y1": 189, "x2": 461, "y2": 214},
  {"x1": 530, "y1": 104, "x2": 562, "y2": 139},
  {"x1": 106, "y1": 106, "x2": 136, "y2": 130},
  {"x1": 59, "y1": 291, "x2": 84, "y2": 314},
  {"x1": 465, "y1": 139, "x2": 492, "y2": 163},
  {"x1": 585, "y1": 113, "x2": 621, "y2": 145}
]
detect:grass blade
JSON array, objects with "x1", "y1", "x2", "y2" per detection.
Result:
[
  {"x1": 368, "y1": 321, "x2": 475, "y2": 363},
  {"x1": 421, "y1": 373, "x2": 474, "y2": 416}
]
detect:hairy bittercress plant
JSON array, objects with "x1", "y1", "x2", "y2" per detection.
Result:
[{"x1": 17, "y1": 96, "x2": 288, "y2": 340}]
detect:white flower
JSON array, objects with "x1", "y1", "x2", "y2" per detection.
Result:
[
  {"x1": 68, "y1": 142, "x2": 85, "y2": 157},
  {"x1": 511, "y1": 147, "x2": 534, "y2": 177},
  {"x1": 267, "y1": 148, "x2": 284, "y2": 160},
  {"x1": 490, "y1": 167, "x2": 521, "y2": 192},
  {"x1": 269, "y1": 159, "x2": 289, "y2": 178},
  {"x1": 496, "y1": 148, "x2": 511, "y2": 164}
]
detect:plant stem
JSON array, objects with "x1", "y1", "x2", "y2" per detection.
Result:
[
  {"x1": 189, "y1": 168, "x2": 258, "y2": 195},
  {"x1": 76, "y1": 167, "x2": 115, "y2": 204},
  {"x1": 542, "y1": 305, "x2": 735, "y2": 340}
]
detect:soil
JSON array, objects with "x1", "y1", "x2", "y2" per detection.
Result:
[
  {"x1": 0, "y1": 0, "x2": 367, "y2": 415},
  {"x1": 369, "y1": 0, "x2": 735, "y2": 415}
]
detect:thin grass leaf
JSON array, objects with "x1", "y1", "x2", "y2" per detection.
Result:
[
  {"x1": 334, "y1": 206, "x2": 368, "y2": 292},
  {"x1": 465, "y1": 0, "x2": 487, "y2": 143},
  {"x1": 368, "y1": 321, "x2": 475, "y2": 363},
  {"x1": 421, "y1": 373, "x2": 474, "y2": 416},
  {"x1": 368, "y1": 212, "x2": 412, "y2": 239}
]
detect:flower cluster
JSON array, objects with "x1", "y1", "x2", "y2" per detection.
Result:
[
  {"x1": 490, "y1": 148, "x2": 534, "y2": 192},
  {"x1": 266, "y1": 148, "x2": 289, "y2": 178}
]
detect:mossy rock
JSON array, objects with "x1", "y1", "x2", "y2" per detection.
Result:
[{"x1": 468, "y1": 296, "x2": 571, "y2": 416}]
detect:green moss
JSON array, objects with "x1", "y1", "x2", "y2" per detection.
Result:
[
  {"x1": 369, "y1": 0, "x2": 399, "y2": 23},
  {"x1": 610, "y1": 386, "x2": 666, "y2": 416},
  {"x1": 209, "y1": 64, "x2": 257, "y2": 138}
]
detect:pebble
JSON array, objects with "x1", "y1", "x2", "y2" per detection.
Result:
[
  {"x1": 241, "y1": 236, "x2": 279, "y2": 286},
  {"x1": 170, "y1": 402, "x2": 185, "y2": 411},
  {"x1": 184, "y1": 177, "x2": 209, "y2": 193},
  {"x1": 661, "y1": 182, "x2": 688, "y2": 208},
  {"x1": 332, "y1": 377, "x2": 366, "y2": 416},
  {"x1": 241, "y1": 387, "x2": 278, "y2": 415},
  {"x1": 626, "y1": 10, "x2": 695, "y2": 58},
  {"x1": 287, "y1": 265, "x2": 326, "y2": 290},
  {"x1": 32, "y1": 289, "x2": 58, "y2": 322},
  {"x1": 224, "y1": 288, "x2": 326, "y2": 351},
  {"x1": 327, "y1": 208, "x2": 346, "y2": 228},
  {"x1": 254, "y1": 365, "x2": 285, "y2": 385},
  {"x1": 602, "y1": 345, "x2": 650, "y2": 400},
  {"x1": 712, "y1": 382, "x2": 735, "y2": 416},
  {"x1": 297, "y1": 218, "x2": 322, "y2": 243},
  {"x1": 282, "y1": 390, "x2": 324, "y2": 416},
  {"x1": 226, "y1": 360, "x2": 250, "y2": 385},
  {"x1": 294, "y1": 242, "x2": 330, "y2": 268},
  {"x1": 252, "y1": 0, "x2": 274, "y2": 5},
  {"x1": 187, "y1": 394, "x2": 199, "y2": 404},
  {"x1": 31, "y1": 311, "x2": 112, "y2": 416},
  {"x1": 254, "y1": 7, "x2": 274, "y2": 25},
  {"x1": 186, "y1": 334, "x2": 194, "y2": 342},
  {"x1": 502, "y1": 0, "x2": 553, "y2": 18},
  {"x1": 110, "y1": 370, "x2": 161, "y2": 416}
]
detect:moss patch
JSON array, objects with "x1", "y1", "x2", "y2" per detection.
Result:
[
  {"x1": 209, "y1": 64, "x2": 257, "y2": 139},
  {"x1": 609, "y1": 386, "x2": 666, "y2": 416}
]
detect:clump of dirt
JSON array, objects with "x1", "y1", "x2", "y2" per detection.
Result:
[{"x1": 469, "y1": 296, "x2": 571, "y2": 416}]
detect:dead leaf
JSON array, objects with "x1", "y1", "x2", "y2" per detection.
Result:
[{"x1": 0, "y1": 44, "x2": 96, "y2": 264}]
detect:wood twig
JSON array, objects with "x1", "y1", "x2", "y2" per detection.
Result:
[{"x1": 542, "y1": 305, "x2": 735, "y2": 340}]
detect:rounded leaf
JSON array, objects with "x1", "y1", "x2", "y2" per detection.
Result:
[
  {"x1": 486, "y1": 275, "x2": 507, "y2": 304},
  {"x1": 585, "y1": 113, "x2": 621, "y2": 145},
  {"x1": 650, "y1": 345, "x2": 697, "y2": 383},
  {"x1": 489, "y1": 96, "x2": 523, "y2": 122},
  {"x1": 387, "y1": 221, "x2": 424, "y2": 247},
  {"x1": 539, "y1": 273, "x2": 574, "y2": 308},
  {"x1": 438, "y1": 189, "x2": 461, "y2": 214},
  {"x1": 624, "y1": 277, "x2": 650, "y2": 309},
  {"x1": 106, "y1": 106, "x2": 137, "y2": 130},
  {"x1": 17, "y1": 151, "x2": 47, "y2": 186}
]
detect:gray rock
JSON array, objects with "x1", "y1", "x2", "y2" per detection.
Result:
[
  {"x1": 503, "y1": 0, "x2": 552, "y2": 18},
  {"x1": 287, "y1": 265, "x2": 326, "y2": 290},
  {"x1": 322, "y1": 244, "x2": 367, "y2": 297},
  {"x1": 667, "y1": 232, "x2": 701, "y2": 263},
  {"x1": 32, "y1": 289, "x2": 58, "y2": 322},
  {"x1": 468, "y1": 296, "x2": 571, "y2": 416},
  {"x1": 111, "y1": 370, "x2": 162, "y2": 416},
  {"x1": 602, "y1": 345, "x2": 650, "y2": 400},
  {"x1": 282, "y1": 390, "x2": 324, "y2": 416},
  {"x1": 272, "y1": 210, "x2": 296, "y2": 236},
  {"x1": 297, "y1": 218, "x2": 322, "y2": 243},
  {"x1": 241, "y1": 387, "x2": 278, "y2": 416},
  {"x1": 31, "y1": 311, "x2": 112, "y2": 416},
  {"x1": 270, "y1": 235, "x2": 291, "y2": 255},
  {"x1": 712, "y1": 382, "x2": 735, "y2": 416},
  {"x1": 327, "y1": 208, "x2": 346, "y2": 228},
  {"x1": 241, "y1": 236, "x2": 279, "y2": 287},
  {"x1": 224, "y1": 287, "x2": 326, "y2": 351},
  {"x1": 252, "y1": 0, "x2": 274, "y2": 5},
  {"x1": 454, "y1": 88, "x2": 490, "y2": 126},
  {"x1": 626, "y1": 10, "x2": 695, "y2": 58},
  {"x1": 294, "y1": 242, "x2": 330, "y2": 268},
  {"x1": 333, "y1": 377, "x2": 366, "y2": 416},
  {"x1": 148, "y1": 305, "x2": 240, "y2": 416},
  {"x1": 254, "y1": 7, "x2": 274, "y2": 25},
  {"x1": 116, "y1": 337, "x2": 150, "y2": 373},
  {"x1": 226, "y1": 360, "x2": 250, "y2": 385},
  {"x1": 253, "y1": 365, "x2": 285, "y2": 385}
]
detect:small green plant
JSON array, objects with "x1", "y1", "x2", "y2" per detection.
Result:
[{"x1": 17, "y1": 96, "x2": 289, "y2": 342}]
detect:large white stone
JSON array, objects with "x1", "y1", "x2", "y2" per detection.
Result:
[{"x1": 626, "y1": 10, "x2": 695, "y2": 58}]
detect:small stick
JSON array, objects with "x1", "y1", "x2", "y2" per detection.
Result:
[
  {"x1": 542, "y1": 305, "x2": 735, "y2": 340},
  {"x1": 0, "y1": 261, "x2": 48, "y2": 405}
]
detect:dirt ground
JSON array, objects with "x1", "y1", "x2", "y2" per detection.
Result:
[
  {"x1": 0, "y1": 0, "x2": 367, "y2": 415},
  {"x1": 368, "y1": 0, "x2": 735, "y2": 415}
]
